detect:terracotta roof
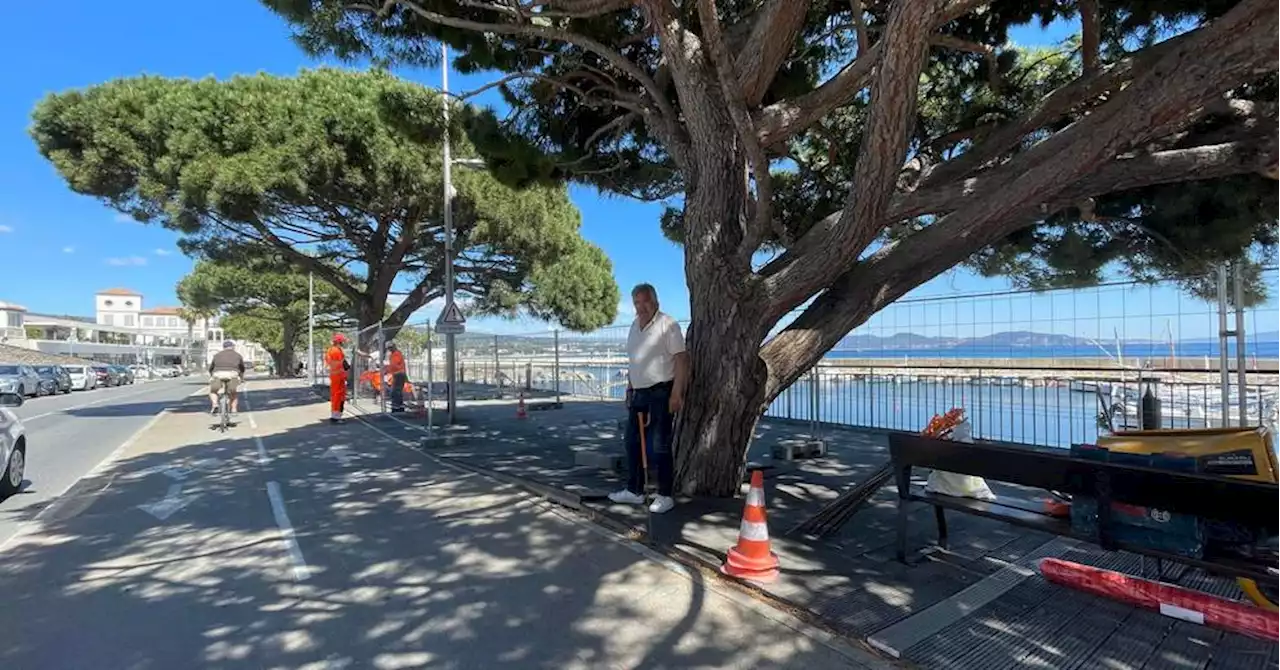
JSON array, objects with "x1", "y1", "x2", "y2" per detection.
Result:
[
  {"x1": 142, "y1": 306, "x2": 184, "y2": 316},
  {"x1": 97, "y1": 288, "x2": 141, "y2": 297},
  {"x1": 0, "y1": 301, "x2": 27, "y2": 312},
  {"x1": 0, "y1": 343, "x2": 97, "y2": 366}
]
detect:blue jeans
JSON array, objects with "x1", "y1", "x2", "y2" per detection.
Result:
[{"x1": 626, "y1": 382, "x2": 674, "y2": 497}]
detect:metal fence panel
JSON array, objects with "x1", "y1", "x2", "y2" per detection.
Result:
[{"x1": 346, "y1": 269, "x2": 1278, "y2": 448}]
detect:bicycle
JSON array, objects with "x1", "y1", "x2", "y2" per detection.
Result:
[
  {"x1": 213, "y1": 376, "x2": 237, "y2": 432},
  {"x1": 217, "y1": 382, "x2": 231, "y2": 432}
]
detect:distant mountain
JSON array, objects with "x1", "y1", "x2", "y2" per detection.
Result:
[{"x1": 835, "y1": 330, "x2": 1097, "y2": 351}]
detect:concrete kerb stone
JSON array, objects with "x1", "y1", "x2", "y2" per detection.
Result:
[{"x1": 341, "y1": 404, "x2": 901, "y2": 670}]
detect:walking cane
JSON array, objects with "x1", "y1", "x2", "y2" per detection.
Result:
[{"x1": 637, "y1": 411, "x2": 654, "y2": 541}]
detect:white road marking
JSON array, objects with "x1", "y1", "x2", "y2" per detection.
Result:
[
  {"x1": 138, "y1": 482, "x2": 195, "y2": 521},
  {"x1": 0, "y1": 408, "x2": 171, "y2": 555},
  {"x1": 266, "y1": 481, "x2": 311, "y2": 581},
  {"x1": 22, "y1": 381, "x2": 181, "y2": 422},
  {"x1": 322, "y1": 445, "x2": 355, "y2": 467},
  {"x1": 254, "y1": 435, "x2": 270, "y2": 466},
  {"x1": 241, "y1": 385, "x2": 268, "y2": 465}
]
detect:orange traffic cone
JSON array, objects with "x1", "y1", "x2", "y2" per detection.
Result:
[
  {"x1": 721, "y1": 470, "x2": 780, "y2": 583},
  {"x1": 516, "y1": 392, "x2": 528, "y2": 420}
]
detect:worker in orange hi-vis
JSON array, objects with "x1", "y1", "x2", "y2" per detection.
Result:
[
  {"x1": 326, "y1": 333, "x2": 351, "y2": 423},
  {"x1": 386, "y1": 341, "x2": 408, "y2": 413}
]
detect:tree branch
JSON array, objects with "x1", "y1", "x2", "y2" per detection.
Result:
[
  {"x1": 849, "y1": 0, "x2": 869, "y2": 56},
  {"x1": 694, "y1": 0, "x2": 786, "y2": 256},
  {"x1": 754, "y1": 41, "x2": 882, "y2": 149},
  {"x1": 733, "y1": 0, "x2": 812, "y2": 106},
  {"x1": 760, "y1": 136, "x2": 1277, "y2": 400},
  {"x1": 1080, "y1": 0, "x2": 1101, "y2": 75},
  {"x1": 918, "y1": 29, "x2": 1196, "y2": 189},
  {"x1": 359, "y1": 1, "x2": 683, "y2": 154},
  {"x1": 753, "y1": 0, "x2": 993, "y2": 149},
  {"x1": 761, "y1": 0, "x2": 937, "y2": 320},
  {"x1": 757, "y1": 0, "x2": 1277, "y2": 395},
  {"x1": 931, "y1": 34, "x2": 1000, "y2": 89}
]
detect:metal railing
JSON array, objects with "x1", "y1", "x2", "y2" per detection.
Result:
[
  {"x1": 336, "y1": 269, "x2": 1279, "y2": 447},
  {"x1": 343, "y1": 324, "x2": 1277, "y2": 449}
]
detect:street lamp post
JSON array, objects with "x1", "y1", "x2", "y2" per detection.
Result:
[
  {"x1": 308, "y1": 271, "x2": 315, "y2": 386},
  {"x1": 442, "y1": 44, "x2": 458, "y2": 423},
  {"x1": 439, "y1": 45, "x2": 487, "y2": 424}
]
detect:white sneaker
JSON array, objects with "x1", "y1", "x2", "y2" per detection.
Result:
[
  {"x1": 648, "y1": 496, "x2": 675, "y2": 514},
  {"x1": 608, "y1": 489, "x2": 645, "y2": 505}
]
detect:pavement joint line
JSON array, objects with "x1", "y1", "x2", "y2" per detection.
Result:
[
  {"x1": 0, "y1": 405, "x2": 174, "y2": 556},
  {"x1": 266, "y1": 480, "x2": 311, "y2": 582},
  {"x1": 343, "y1": 408, "x2": 894, "y2": 670},
  {"x1": 22, "y1": 380, "x2": 185, "y2": 422}
]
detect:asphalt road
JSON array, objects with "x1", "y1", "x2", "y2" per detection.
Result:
[{"x1": 0, "y1": 375, "x2": 205, "y2": 547}]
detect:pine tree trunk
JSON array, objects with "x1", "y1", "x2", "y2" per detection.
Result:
[
  {"x1": 671, "y1": 163, "x2": 770, "y2": 498},
  {"x1": 674, "y1": 313, "x2": 769, "y2": 497},
  {"x1": 356, "y1": 300, "x2": 385, "y2": 352}
]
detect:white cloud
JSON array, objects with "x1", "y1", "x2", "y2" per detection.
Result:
[
  {"x1": 154, "y1": 248, "x2": 171, "y2": 256},
  {"x1": 62, "y1": 246, "x2": 75, "y2": 254},
  {"x1": 0, "y1": 225, "x2": 13, "y2": 233},
  {"x1": 105, "y1": 256, "x2": 148, "y2": 267}
]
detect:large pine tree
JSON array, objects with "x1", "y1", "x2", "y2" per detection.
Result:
[{"x1": 280, "y1": 2, "x2": 1271, "y2": 494}]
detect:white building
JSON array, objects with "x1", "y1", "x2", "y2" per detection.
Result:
[
  {"x1": 0, "y1": 289, "x2": 266, "y2": 366},
  {"x1": 0, "y1": 301, "x2": 28, "y2": 344},
  {"x1": 94, "y1": 287, "x2": 143, "y2": 328}
]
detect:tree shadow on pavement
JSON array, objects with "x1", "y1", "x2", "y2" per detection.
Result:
[{"x1": 0, "y1": 384, "x2": 863, "y2": 670}]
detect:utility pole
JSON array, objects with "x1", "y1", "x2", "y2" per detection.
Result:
[
  {"x1": 442, "y1": 44, "x2": 459, "y2": 424},
  {"x1": 308, "y1": 271, "x2": 315, "y2": 386}
]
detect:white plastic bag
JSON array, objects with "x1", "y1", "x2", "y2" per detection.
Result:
[{"x1": 925, "y1": 420, "x2": 997, "y2": 501}]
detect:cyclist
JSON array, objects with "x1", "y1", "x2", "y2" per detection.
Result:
[{"x1": 208, "y1": 340, "x2": 246, "y2": 416}]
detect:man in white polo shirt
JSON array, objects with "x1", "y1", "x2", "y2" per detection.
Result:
[{"x1": 609, "y1": 283, "x2": 688, "y2": 513}]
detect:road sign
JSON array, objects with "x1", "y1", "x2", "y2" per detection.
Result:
[
  {"x1": 435, "y1": 322, "x2": 466, "y2": 335},
  {"x1": 439, "y1": 301, "x2": 466, "y2": 325}
]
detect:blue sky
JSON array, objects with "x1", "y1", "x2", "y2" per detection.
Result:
[{"x1": 0, "y1": 2, "x2": 1268, "y2": 342}]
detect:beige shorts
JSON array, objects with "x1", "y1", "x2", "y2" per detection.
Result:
[{"x1": 209, "y1": 372, "x2": 241, "y2": 394}]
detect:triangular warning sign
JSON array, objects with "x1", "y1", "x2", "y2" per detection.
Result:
[{"x1": 439, "y1": 302, "x2": 466, "y2": 324}]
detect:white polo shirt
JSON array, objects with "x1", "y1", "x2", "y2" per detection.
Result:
[{"x1": 627, "y1": 311, "x2": 685, "y2": 389}]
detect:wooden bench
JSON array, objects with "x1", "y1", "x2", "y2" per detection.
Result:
[{"x1": 887, "y1": 432, "x2": 1279, "y2": 585}]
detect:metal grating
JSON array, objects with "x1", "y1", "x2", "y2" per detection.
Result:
[
  {"x1": 1142, "y1": 621, "x2": 1222, "y2": 669},
  {"x1": 1073, "y1": 609, "x2": 1175, "y2": 670},
  {"x1": 1205, "y1": 636, "x2": 1277, "y2": 670},
  {"x1": 868, "y1": 558, "x2": 1038, "y2": 656}
]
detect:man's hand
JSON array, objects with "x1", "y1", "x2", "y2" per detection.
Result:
[{"x1": 668, "y1": 390, "x2": 683, "y2": 414}]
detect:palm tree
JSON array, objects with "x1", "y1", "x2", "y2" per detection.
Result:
[{"x1": 177, "y1": 305, "x2": 217, "y2": 370}]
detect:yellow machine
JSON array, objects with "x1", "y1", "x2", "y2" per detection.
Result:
[
  {"x1": 1098, "y1": 427, "x2": 1278, "y2": 483},
  {"x1": 1098, "y1": 427, "x2": 1278, "y2": 611}
]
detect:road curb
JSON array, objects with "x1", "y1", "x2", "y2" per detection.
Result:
[{"x1": 344, "y1": 408, "x2": 902, "y2": 670}]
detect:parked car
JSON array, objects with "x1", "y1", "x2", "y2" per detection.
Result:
[
  {"x1": 111, "y1": 365, "x2": 135, "y2": 385},
  {"x1": 64, "y1": 364, "x2": 97, "y2": 391},
  {"x1": 33, "y1": 365, "x2": 73, "y2": 395},
  {"x1": 0, "y1": 364, "x2": 42, "y2": 398},
  {"x1": 91, "y1": 364, "x2": 119, "y2": 387},
  {"x1": 0, "y1": 391, "x2": 25, "y2": 498},
  {"x1": 128, "y1": 365, "x2": 155, "y2": 380}
]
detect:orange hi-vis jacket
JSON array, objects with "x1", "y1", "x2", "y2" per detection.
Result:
[
  {"x1": 387, "y1": 350, "x2": 406, "y2": 375},
  {"x1": 326, "y1": 345, "x2": 347, "y2": 377}
]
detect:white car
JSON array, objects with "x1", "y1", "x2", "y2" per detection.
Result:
[
  {"x1": 0, "y1": 392, "x2": 26, "y2": 498},
  {"x1": 63, "y1": 364, "x2": 98, "y2": 391}
]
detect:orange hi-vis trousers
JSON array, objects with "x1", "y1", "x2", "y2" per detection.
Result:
[{"x1": 329, "y1": 374, "x2": 347, "y2": 420}]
